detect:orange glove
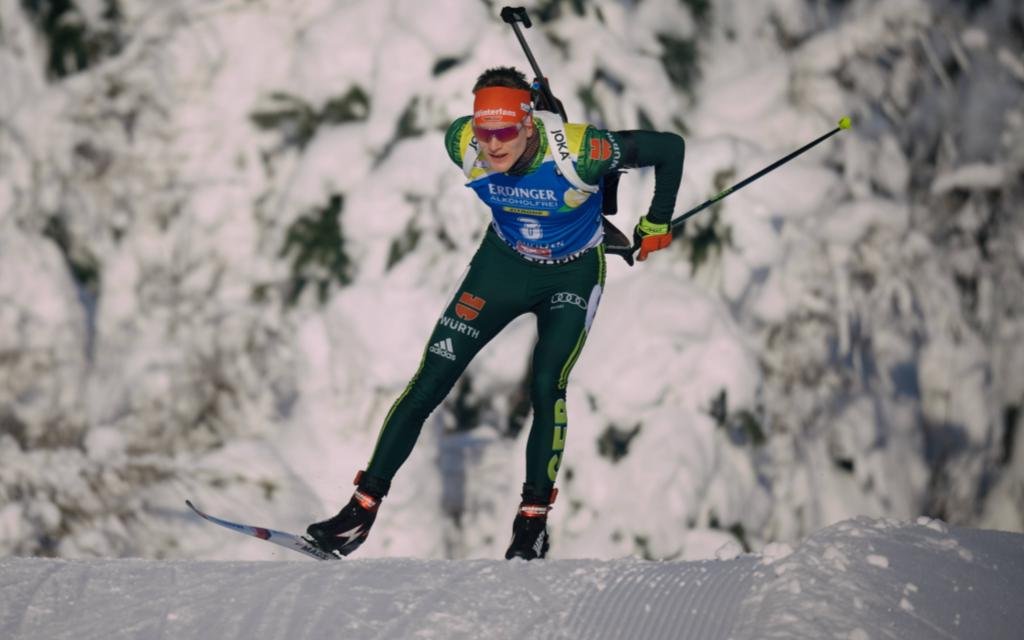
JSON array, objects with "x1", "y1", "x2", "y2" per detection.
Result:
[{"x1": 633, "y1": 216, "x2": 672, "y2": 261}]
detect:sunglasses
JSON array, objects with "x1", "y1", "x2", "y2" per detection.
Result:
[{"x1": 473, "y1": 122, "x2": 523, "y2": 143}]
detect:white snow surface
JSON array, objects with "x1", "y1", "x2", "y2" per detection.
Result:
[{"x1": 2, "y1": 517, "x2": 1021, "y2": 639}]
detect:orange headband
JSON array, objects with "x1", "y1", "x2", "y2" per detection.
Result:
[{"x1": 473, "y1": 87, "x2": 533, "y2": 126}]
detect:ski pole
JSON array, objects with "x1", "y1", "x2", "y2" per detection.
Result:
[
  {"x1": 500, "y1": 6, "x2": 567, "y2": 120},
  {"x1": 668, "y1": 116, "x2": 853, "y2": 233}
]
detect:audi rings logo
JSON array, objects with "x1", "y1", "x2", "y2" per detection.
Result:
[{"x1": 550, "y1": 292, "x2": 587, "y2": 310}]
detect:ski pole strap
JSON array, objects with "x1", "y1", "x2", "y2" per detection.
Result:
[{"x1": 638, "y1": 216, "x2": 669, "y2": 235}]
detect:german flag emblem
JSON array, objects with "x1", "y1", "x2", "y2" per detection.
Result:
[
  {"x1": 455, "y1": 292, "x2": 486, "y2": 321},
  {"x1": 589, "y1": 139, "x2": 612, "y2": 161}
]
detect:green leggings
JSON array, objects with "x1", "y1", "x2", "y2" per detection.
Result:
[{"x1": 365, "y1": 226, "x2": 607, "y2": 497}]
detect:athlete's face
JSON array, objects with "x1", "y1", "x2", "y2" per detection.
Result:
[{"x1": 478, "y1": 118, "x2": 534, "y2": 173}]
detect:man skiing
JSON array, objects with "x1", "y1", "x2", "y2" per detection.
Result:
[{"x1": 307, "y1": 66, "x2": 685, "y2": 560}]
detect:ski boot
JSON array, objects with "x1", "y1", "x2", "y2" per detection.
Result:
[
  {"x1": 504, "y1": 485, "x2": 558, "y2": 560},
  {"x1": 306, "y1": 471, "x2": 390, "y2": 557}
]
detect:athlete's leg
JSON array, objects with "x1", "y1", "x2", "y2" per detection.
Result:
[
  {"x1": 307, "y1": 245, "x2": 527, "y2": 557},
  {"x1": 523, "y1": 248, "x2": 606, "y2": 497},
  {"x1": 504, "y1": 248, "x2": 605, "y2": 560},
  {"x1": 365, "y1": 238, "x2": 529, "y2": 483}
]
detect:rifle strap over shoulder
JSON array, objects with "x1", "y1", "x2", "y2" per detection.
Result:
[{"x1": 533, "y1": 110, "x2": 599, "y2": 194}]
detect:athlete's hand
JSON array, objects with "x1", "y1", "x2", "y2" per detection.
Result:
[{"x1": 633, "y1": 215, "x2": 673, "y2": 261}]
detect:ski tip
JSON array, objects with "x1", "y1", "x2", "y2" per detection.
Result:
[{"x1": 838, "y1": 116, "x2": 852, "y2": 130}]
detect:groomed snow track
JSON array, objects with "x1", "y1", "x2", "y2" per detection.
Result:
[{"x1": 1, "y1": 518, "x2": 1022, "y2": 639}]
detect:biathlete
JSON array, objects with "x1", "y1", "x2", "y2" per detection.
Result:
[{"x1": 307, "y1": 66, "x2": 685, "y2": 559}]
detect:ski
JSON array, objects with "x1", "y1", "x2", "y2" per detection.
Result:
[{"x1": 185, "y1": 499, "x2": 339, "y2": 561}]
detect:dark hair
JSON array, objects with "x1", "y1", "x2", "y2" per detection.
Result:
[{"x1": 473, "y1": 66, "x2": 531, "y2": 92}]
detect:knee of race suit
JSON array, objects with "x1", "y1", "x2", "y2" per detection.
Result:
[{"x1": 530, "y1": 370, "x2": 563, "y2": 402}]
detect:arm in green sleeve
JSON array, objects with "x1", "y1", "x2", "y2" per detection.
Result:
[
  {"x1": 577, "y1": 127, "x2": 685, "y2": 223},
  {"x1": 613, "y1": 130, "x2": 685, "y2": 225}
]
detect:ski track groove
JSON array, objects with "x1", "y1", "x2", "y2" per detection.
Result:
[
  {"x1": 316, "y1": 563, "x2": 396, "y2": 639},
  {"x1": 561, "y1": 557, "x2": 758, "y2": 639},
  {"x1": 366, "y1": 564, "x2": 463, "y2": 639},
  {"x1": 259, "y1": 564, "x2": 314, "y2": 637},
  {"x1": 229, "y1": 563, "x2": 337, "y2": 640},
  {"x1": 39, "y1": 561, "x2": 102, "y2": 640},
  {"x1": 7, "y1": 520, "x2": 1020, "y2": 640},
  {"x1": 149, "y1": 563, "x2": 174, "y2": 640},
  {"x1": 287, "y1": 565, "x2": 351, "y2": 640},
  {"x1": 0, "y1": 558, "x2": 62, "y2": 637},
  {"x1": 157, "y1": 562, "x2": 239, "y2": 639},
  {"x1": 645, "y1": 568, "x2": 681, "y2": 640},
  {"x1": 569, "y1": 563, "x2": 619, "y2": 637},
  {"x1": 619, "y1": 564, "x2": 664, "y2": 635},
  {"x1": 0, "y1": 556, "x2": 755, "y2": 640},
  {"x1": 225, "y1": 562, "x2": 295, "y2": 638},
  {"x1": 103, "y1": 562, "x2": 188, "y2": 639},
  {"x1": 689, "y1": 560, "x2": 749, "y2": 638}
]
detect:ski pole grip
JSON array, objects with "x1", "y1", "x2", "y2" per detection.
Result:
[{"x1": 501, "y1": 6, "x2": 532, "y2": 28}]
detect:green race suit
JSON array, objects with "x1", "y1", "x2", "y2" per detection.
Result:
[{"x1": 364, "y1": 115, "x2": 684, "y2": 497}]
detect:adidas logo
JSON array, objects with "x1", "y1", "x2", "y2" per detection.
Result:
[{"x1": 429, "y1": 337, "x2": 457, "y2": 361}]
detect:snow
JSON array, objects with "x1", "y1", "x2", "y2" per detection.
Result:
[
  {"x1": 930, "y1": 163, "x2": 1007, "y2": 194},
  {"x1": 793, "y1": 0, "x2": 933, "y2": 74},
  {"x1": 1, "y1": 517, "x2": 1021, "y2": 639}
]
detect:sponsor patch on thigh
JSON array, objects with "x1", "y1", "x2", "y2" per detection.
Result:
[
  {"x1": 428, "y1": 337, "x2": 457, "y2": 361},
  {"x1": 440, "y1": 315, "x2": 480, "y2": 339},
  {"x1": 549, "y1": 291, "x2": 588, "y2": 311}
]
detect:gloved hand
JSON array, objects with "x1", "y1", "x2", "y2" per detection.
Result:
[{"x1": 633, "y1": 215, "x2": 673, "y2": 261}]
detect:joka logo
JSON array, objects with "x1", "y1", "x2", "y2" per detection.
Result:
[
  {"x1": 550, "y1": 292, "x2": 587, "y2": 310},
  {"x1": 589, "y1": 138, "x2": 612, "y2": 161},
  {"x1": 429, "y1": 337, "x2": 456, "y2": 361},
  {"x1": 455, "y1": 291, "x2": 486, "y2": 321},
  {"x1": 552, "y1": 128, "x2": 571, "y2": 161}
]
